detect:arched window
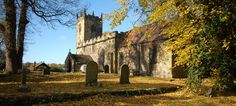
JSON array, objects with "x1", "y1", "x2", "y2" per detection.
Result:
[
  {"x1": 149, "y1": 46, "x2": 157, "y2": 64},
  {"x1": 78, "y1": 24, "x2": 81, "y2": 33}
]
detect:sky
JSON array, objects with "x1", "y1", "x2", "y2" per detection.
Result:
[{"x1": 23, "y1": 0, "x2": 138, "y2": 64}]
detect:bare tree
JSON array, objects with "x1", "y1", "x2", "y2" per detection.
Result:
[
  {"x1": 1, "y1": 0, "x2": 84, "y2": 74},
  {"x1": 0, "y1": 23, "x2": 5, "y2": 69},
  {"x1": 0, "y1": 24, "x2": 4, "y2": 46}
]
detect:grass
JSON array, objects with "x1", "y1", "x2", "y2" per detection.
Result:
[
  {"x1": 37, "y1": 90, "x2": 236, "y2": 106},
  {"x1": 0, "y1": 71, "x2": 180, "y2": 96},
  {"x1": 1, "y1": 71, "x2": 236, "y2": 106}
]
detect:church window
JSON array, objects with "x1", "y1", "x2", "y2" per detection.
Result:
[
  {"x1": 149, "y1": 46, "x2": 157, "y2": 64},
  {"x1": 78, "y1": 24, "x2": 81, "y2": 32}
]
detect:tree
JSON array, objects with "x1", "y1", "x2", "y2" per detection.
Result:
[
  {"x1": 0, "y1": 21, "x2": 4, "y2": 48},
  {"x1": 1, "y1": 0, "x2": 83, "y2": 74},
  {"x1": 0, "y1": 24, "x2": 5, "y2": 70},
  {"x1": 0, "y1": 50, "x2": 5, "y2": 70},
  {"x1": 109, "y1": 0, "x2": 236, "y2": 92}
]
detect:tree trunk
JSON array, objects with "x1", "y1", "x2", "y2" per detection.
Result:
[
  {"x1": 3, "y1": 0, "x2": 18, "y2": 74},
  {"x1": 17, "y1": 0, "x2": 28, "y2": 70}
]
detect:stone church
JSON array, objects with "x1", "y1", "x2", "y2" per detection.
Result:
[{"x1": 65, "y1": 11, "x2": 186, "y2": 78}]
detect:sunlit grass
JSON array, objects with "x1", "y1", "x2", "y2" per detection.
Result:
[
  {"x1": 1, "y1": 71, "x2": 236, "y2": 106},
  {"x1": 38, "y1": 89, "x2": 236, "y2": 106},
  {"x1": 0, "y1": 71, "x2": 180, "y2": 96}
]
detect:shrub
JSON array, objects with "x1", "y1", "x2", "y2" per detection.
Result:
[{"x1": 50, "y1": 67, "x2": 65, "y2": 72}]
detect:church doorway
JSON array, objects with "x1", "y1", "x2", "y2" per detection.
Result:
[
  {"x1": 67, "y1": 60, "x2": 72, "y2": 72},
  {"x1": 104, "y1": 65, "x2": 109, "y2": 73}
]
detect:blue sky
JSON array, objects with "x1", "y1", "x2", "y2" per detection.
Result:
[{"x1": 23, "y1": 0, "x2": 137, "y2": 64}]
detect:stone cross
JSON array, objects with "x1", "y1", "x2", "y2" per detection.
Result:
[
  {"x1": 17, "y1": 68, "x2": 31, "y2": 92},
  {"x1": 85, "y1": 61, "x2": 98, "y2": 86},
  {"x1": 120, "y1": 64, "x2": 130, "y2": 84}
]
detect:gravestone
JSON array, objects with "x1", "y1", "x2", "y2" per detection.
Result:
[
  {"x1": 85, "y1": 61, "x2": 99, "y2": 86},
  {"x1": 17, "y1": 69, "x2": 31, "y2": 92},
  {"x1": 120, "y1": 64, "x2": 130, "y2": 84}
]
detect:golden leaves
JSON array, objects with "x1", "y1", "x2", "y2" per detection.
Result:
[
  {"x1": 117, "y1": 0, "x2": 125, "y2": 3},
  {"x1": 106, "y1": 0, "x2": 133, "y2": 29},
  {"x1": 222, "y1": 39, "x2": 230, "y2": 50}
]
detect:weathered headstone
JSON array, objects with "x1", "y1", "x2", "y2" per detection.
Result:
[
  {"x1": 85, "y1": 61, "x2": 99, "y2": 86},
  {"x1": 120, "y1": 64, "x2": 130, "y2": 84},
  {"x1": 17, "y1": 69, "x2": 31, "y2": 92}
]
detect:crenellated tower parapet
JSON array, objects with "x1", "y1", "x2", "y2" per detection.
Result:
[
  {"x1": 77, "y1": 31, "x2": 121, "y2": 48},
  {"x1": 76, "y1": 9, "x2": 103, "y2": 50}
]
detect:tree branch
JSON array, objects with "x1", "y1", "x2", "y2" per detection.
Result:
[{"x1": 0, "y1": 23, "x2": 5, "y2": 33}]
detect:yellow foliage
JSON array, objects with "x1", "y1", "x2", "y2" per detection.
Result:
[
  {"x1": 222, "y1": 39, "x2": 230, "y2": 50},
  {"x1": 117, "y1": 0, "x2": 125, "y2": 3}
]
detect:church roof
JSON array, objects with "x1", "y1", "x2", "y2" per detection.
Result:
[
  {"x1": 121, "y1": 22, "x2": 166, "y2": 46},
  {"x1": 36, "y1": 62, "x2": 50, "y2": 70},
  {"x1": 70, "y1": 54, "x2": 93, "y2": 62},
  {"x1": 65, "y1": 52, "x2": 93, "y2": 64}
]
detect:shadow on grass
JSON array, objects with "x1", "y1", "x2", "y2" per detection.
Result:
[
  {"x1": 0, "y1": 80, "x2": 180, "y2": 94},
  {"x1": 0, "y1": 83, "x2": 180, "y2": 105},
  {"x1": 0, "y1": 78, "x2": 182, "y2": 105}
]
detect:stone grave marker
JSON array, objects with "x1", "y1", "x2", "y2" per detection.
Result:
[
  {"x1": 17, "y1": 69, "x2": 31, "y2": 92},
  {"x1": 85, "y1": 61, "x2": 99, "y2": 86},
  {"x1": 120, "y1": 64, "x2": 130, "y2": 84}
]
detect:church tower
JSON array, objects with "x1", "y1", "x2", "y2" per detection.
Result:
[{"x1": 76, "y1": 10, "x2": 103, "y2": 50}]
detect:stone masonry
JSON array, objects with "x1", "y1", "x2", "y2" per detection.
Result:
[{"x1": 70, "y1": 10, "x2": 186, "y2": 79}]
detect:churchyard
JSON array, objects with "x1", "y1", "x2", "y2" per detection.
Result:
[{"x1": 0, "y1": 68, "x2": 236, "y2": 105}]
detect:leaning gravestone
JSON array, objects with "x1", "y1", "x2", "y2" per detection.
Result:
[
  {"x1": 120, "y1": 64, "x2": 130, "y2": 84},
  {"x1": 86, "y1": 61, "x2": 99, "y2": 86}
]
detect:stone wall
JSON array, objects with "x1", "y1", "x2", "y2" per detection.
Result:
[
  {"x1": 84, "y1": 15, "x2": 102, "y2": 40},
  {"x1": 76, "y1": 31, "x2": 184, "y2": 78},
  {"x1": 77, "y1": 32, "x2": 119, "y2": 73},
  {"x1": 119, "y1": 45, "x2": 140, "y2": 74},
  {"x1": 74, "y1": 12, "x2": 186, "y2": 78},
  {"x1": 119, "y1": 42, "x2": 174, "y2": 78},
  {"x1": 76, "y1": 13, "x2": 102, "y2": 48},
  {"x1": 153, "y1": 44, "x2": 173, "y2": 78},
  {"x1": 118, "y1": 43, "x2": 151, "y2": 74}
]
